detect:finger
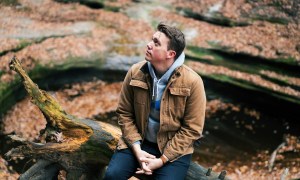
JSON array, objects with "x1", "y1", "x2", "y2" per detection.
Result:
[
  {"x1": 139, "y1": 157, "x2": 148, "y2": 162},
  {"x1": 136, "y1": 170, "x2": 144, "y2": 174},
  {"x1": 146, "y1": 153, "x2": 156, "y2": 159},
  {"x1": 142, "y1": 162, "x2": 152, "y2": 172},
  {"x1": 144, "y1": 171, "x2": 152, "y2": 175},
  {"x1": 136, "y1": 170, "x2": 152, "y2": 175},
  {"x1": 136, "y1": 167, "x2": 152, "y2": 175}
]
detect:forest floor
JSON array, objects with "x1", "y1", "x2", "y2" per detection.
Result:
[{"x1": 1, "y1": 81, "x2": 299, "y2": 179}]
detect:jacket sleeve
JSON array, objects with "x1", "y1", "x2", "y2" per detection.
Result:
[
  {"x1": 116, "y1": 67, "x2": 143, "y2": 145},
  {"x1": 163, "y1": 76, "x2": 206, "y2": 161}
]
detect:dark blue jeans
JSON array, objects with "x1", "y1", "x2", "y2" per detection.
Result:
[{"x1": 104, "y1": 140, "x2": 191, "y2": 180}]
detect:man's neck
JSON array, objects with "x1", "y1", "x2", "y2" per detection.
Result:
[
  {"x1": 152, "y1": 59, "x2": 174, "y2": 79},
  {"x1": 153, "y1": 68, "x2": 164, "y2": 79}
]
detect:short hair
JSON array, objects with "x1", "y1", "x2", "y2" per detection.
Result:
[{"x1": 157, "y1": 22, "x2": 185, "y2": 60}]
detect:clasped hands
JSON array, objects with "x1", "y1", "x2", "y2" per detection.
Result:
[{"x1": 132, "y1": 144, "x2": 164, "y2": 175}]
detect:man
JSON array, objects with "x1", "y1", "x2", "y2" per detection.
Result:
[{"x1": 104, "y1": 22, "x2": 206, "y2": 180}]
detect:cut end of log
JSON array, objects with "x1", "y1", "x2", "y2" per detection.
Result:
[
  {"x1": 9, "y1": 55, "x2": 18, "y2": 71},
  {"x1": 206, "y1": 167, "x2": 212, "y2": 176},
  {"x1": 218, "y1": 170, "x2": 227, "y2": 180}
]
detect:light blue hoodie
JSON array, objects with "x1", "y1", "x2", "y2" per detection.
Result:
[{"x1": 145, "y1": 52, "x2": 185, "y2": 143}]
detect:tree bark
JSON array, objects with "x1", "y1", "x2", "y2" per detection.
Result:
[{"x1": 5, "y1": 56, "x2": 230, "y2": 180}]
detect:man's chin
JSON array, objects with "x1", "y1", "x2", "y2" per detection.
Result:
[{"x1": 145, "y1": 57, "x2": 150, "y2": 61}]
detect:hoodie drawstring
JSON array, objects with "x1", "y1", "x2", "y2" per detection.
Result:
[{"x1": 152, "y1": 78, "x2": 161, "y2": 101}]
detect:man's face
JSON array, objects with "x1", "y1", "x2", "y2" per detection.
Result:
[{"x1": 145, "y1": 31, "x2": 170, "y2": 63}]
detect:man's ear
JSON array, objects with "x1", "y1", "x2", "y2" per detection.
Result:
[{"x1": 167, "y1": 50, "x2": 176, "y2": 59}]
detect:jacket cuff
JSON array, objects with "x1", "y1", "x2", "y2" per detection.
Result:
[
  {"x1": 132, "y1": 140, "x2": 141, "y2": 146},
  {"x1": 124, "y1": 134, "x2": 142, "y2": 145},
  {"x1": 163, "y1": 148, "x2": 179, "y2": 162}
]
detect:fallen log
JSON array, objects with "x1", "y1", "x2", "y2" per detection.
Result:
[{"x1": 5, "y1": 56, "x2": 230, "y2": 180}]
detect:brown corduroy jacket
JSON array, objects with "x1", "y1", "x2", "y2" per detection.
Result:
[{"x1": 116, "y1": 60, "x2": 206, "y2": 162}]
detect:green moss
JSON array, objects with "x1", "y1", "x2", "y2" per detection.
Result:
[
  {"x1": 208, "y1": 74, "x2": 261, "y2": 91},
  {"x1": 198, "y1": 73, "x2": 300, "y2": 105},
  {"x1": 0, "y1": 54, "x2": 105, "y2": 118},
  {"x1": 0, "y1": 0, "x2": 19, "y2": 6},
  {"x1": 251, "y1": 15, "x2": 289, "y2": 25},
  {"x1": 186, "y1": 45, "x2": 300, "y2": 105},
  {"x1": 0, "y1": 35, "x2": 69, "y2": 57},
  {"x1": 186, "y1": 46, "x2": 220, "y2": 61},
  {"x1": 150, "y1": 20, "x2": 160, "y2": 29},
  {"x1": 0, "y1": 80, "x2": 26, "y2": 119},
  {"x1": 272, "y1": 56, "x2": 299, "y2": 66},
  {"x1": 0, "y1": 40, "x2": 31, "y2": 56},
  {"x1": 187, "y1": 45, "x2": 300, "y2": 78},
  {"x1": 176, "y1": 7, "x2": 250, "y2": 27},
  {"x1": 206, "y1": 40, "x2": 232, "y2": 51},
  {"x1": 55, "y1": 0, "x2": 104, "y2": 9},
  {"x1": 186, "y1": 46, "x2": 263, "y2": 75},
  {"x1": 104, "y1": 5, "x2": 120, "y2": 12},
  {"x1": 205, "y1": 40, "x2": 298, "y2": 69},
  {"x1": 57, "y1": 53, "x2": 104, "y2": 69},
  {"x1": 260, "y1": 74, "x2": 299, "y2": 90}
]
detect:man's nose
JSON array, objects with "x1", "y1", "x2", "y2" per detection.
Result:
[{"x1": 147, "y1": 42, "x2": 152, "y2": 50}]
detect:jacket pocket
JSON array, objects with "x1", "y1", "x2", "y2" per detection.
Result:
[
  {"x1": 129, "y1": 79, "x2": 149, "y2": 133},
  {"x1": 169, "y1": 87, "x2": 190, "y2": 96},
  {"x1": 130, "y1": 79, "x2": 148, "y2": 105},
  {"x1": 130, "y1": 79, "x2": 148, "y2": 90},
  {"x1": 169, "y1": 87, "x2": 190, "y2": 119}
]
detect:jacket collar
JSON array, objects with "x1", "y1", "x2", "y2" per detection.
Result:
[
  {"x1": 131, "y1": 61, "x2": 149, "y2": 81},
  {"x1": 140, "y1": 62, "x2": 149, "y2": 74}
]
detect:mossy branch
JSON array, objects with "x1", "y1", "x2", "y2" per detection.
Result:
[{"x1": 9, "y1": 56, "x2": 93, "y2": 138}]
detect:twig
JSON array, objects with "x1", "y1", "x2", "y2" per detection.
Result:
[
  {"x1": 268, "y1": 142, "x2": 285, "y2": 172},
  {"x1": 280, "y1": 168, "x2": 289, "y2": 180}
]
